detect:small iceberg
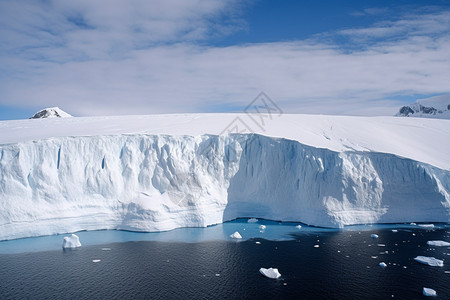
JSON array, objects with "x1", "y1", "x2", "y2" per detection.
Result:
[
  {"x1": 371, "y1": 234, "x2": 379, "y2": 239},
  {"x1": 259, "y1": 268, "x2": 281, "y2": 279},
  {"x1": 296, "y1": 225, "x2": 302, "y2": 229},
  {"x1": 92, "y1": 259, "x2": 101, "y2": 263},
  {"x1": 414, "y1": 256, "x2": 444, "y2": 267},
  {"x1": 379, "y1": 262, "x2": 387, "y2": 268},
  {"x1": 248, "y1": 218, "x2": 258, "y2": 223},
  {"x1": 62, "y1": 234, "x2": 81, "y2": 249},
  {"x1": 427, "y1": 241, "x2": 450, "y2": 247},
  {"x1": 230, "y1": 232, "x2": 242, "y2": 239},
  {"x1": 419, "y1": 224, "x2": 435, "y2": 229},
  {"x1": 423, "y1": 287, "x2": 437, "y2": 297},
  {"x1": 259, "y1": 225, "x2": 266, "y2": 230}
]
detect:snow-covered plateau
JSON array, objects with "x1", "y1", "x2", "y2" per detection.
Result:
[{"x1": 0, "y1": 114, "x2": 449, "y2": 240}]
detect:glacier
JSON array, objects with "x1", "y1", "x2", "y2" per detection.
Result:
[{"x1": 0, "y1": 114, "x2": 449, "y2": 241}]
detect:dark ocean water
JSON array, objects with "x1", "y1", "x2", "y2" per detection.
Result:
[{"x1": 1, "y1": 226, "x2": 449, "y2": 299}]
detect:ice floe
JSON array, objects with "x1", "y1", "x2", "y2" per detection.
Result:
[
  {"x1": 423, "y1": 287, "x2": 437, "y2": 297},
  {"x1": 259, "y1": 225, "x2": 266, "y2": 230},
  {"x1": 259, "y1": 268, "x2": 281, "y2": 279},
  {"x1": 62, "y1": 234, "x2": 81, "y2": 249},
  {"x1": 418, "y1": 224, "x2": 435, "y2": 229},
  {"x1": 427, "y1": 240, "x2": 450, "y2": 247},
  {"x1": 295, "y1": 225, "x2": 302, "y2": 229},
  {"x1": 230, "y1": 232, "x2": 242, "y2": 239},
  {"x1": 371, "y1": 234, "x2": 379, "y2": 239},
  {"x1": 248, "y1": 218, "x2": 258, "y2": 223},
  {"x1": 414, "y1": 256, "x2": 444, "y2": 267}
]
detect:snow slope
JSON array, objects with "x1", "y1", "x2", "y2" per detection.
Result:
[
  {"x1": 0, "y1": 114, "x2": 449, "y2": 240},
  {"x1": 396, "y1": 94, "x2": 450, "y2": 119}
]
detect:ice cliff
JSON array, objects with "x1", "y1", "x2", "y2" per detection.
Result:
[{"x1": 0, "y1": 133, "x2": 449, "y2": 240}]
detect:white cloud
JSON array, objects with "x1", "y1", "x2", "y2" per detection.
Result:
[
  {"x1": 339, "y1": 10, "x2": 450, "y2": 41},
  {"x1": 0, "y1": 2, "x2": 449, "y2": 117}
]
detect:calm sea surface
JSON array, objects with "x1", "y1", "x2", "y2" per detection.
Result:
[{"x1": 1, "y1": 220, "x2": 449, "y2": 299}]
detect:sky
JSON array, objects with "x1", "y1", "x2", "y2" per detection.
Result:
[{"x1": 1, "y1": 0, "x2": 450, "y2": 120}]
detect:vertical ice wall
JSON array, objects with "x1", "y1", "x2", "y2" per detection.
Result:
[
  {"x1": 0, "y1": 134, "x2": 449, "y2": 240},
  {"x1": 225, "y1": 135, "x2": 449, "y2": 227}
]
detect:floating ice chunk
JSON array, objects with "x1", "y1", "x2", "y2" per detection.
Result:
[
  {"x1": 427, "y1": 241, "x2": 450, "y2": 247},
  {"x1": 62, "y1": 234, "x2": 81, "y2": 249},
  {"x1": 371, "y1": 234, "x2": 379, "y2": 239},
  {"x1": 314, "y1": 245, "x2": 320, "y2": 248},
  {"x1": 379, "y1": 262, "x2": 387, "y2": 268},
  {"x1": 259, "y1": 268, "x2": 281, "y2": 279},
  {"x1": 419, "y1": 224, "x2": 435, "y2": 229},
  {"x1": 414, "y1": 256, "x2": 444, "y2": 267},
  {"x1": 296, "y1": 225, "x2": 302, "y2": 229},
  {"x1": 248, "y1": 218, "x2": 258, "y2": 223},
  {"x1": 259, "y1": 225, "x2": 266, "y2": 230},
  {"x1": 230, "y1": 232, "x2": 242, "y2": 239},
  {"x1": 445, "y1": 271, "x2": 450, "y2": 274},
  {"x1": 255, "y1": 241, "x2": 261, "y2": 244},
  {"x1": 423, "y1": 287, "x2": 437, "y2": 297},
  {"x1": 101, "y1": 248, "x2": 111, "y2": 251},
  {"x1": 410, "y1": 223, "x2": 417, "y2": 225},
  {"x1": 92, "y1": 259, "x2": 101, "y2": 263},
  {"x1": 392, "y1": 230, "x2": 398, "y2": 233}
]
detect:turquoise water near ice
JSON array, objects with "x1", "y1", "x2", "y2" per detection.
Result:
[
  {"x1": 1, "y1": 219, "x2": 448, "y2": 254},
  {"x1": 1, "y1": 221, "x2": 450, "y2": 299}
]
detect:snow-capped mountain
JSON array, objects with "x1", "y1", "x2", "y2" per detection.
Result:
[
  {"x1": 30, "y1": 107, "x2": 72, "y2": 119},
  {"x1": 396, "y1": 94, "x2": 450, "y2": 119},
  {"x1": 0, "y1": 114, "x2": 448, "y2": 240}
]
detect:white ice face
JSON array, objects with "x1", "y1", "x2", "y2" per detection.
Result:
[{"x1": 0, "y1": 114, "x2": 449, "y2": 241}]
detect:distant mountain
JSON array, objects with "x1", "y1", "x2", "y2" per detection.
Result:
[
  {"x1": 30, "y1": 107, "x2": 72, "y2": 119},
  {"x1": 396, "y1": 94, "x2": 450, "y2": 119}
]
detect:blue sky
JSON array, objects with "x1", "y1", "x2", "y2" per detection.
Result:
[{"x1": 1, "y1": 0, "x2": 450, "y2": 120}]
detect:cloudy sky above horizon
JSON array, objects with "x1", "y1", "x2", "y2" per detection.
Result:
[{"x1": 1, "y1": 0, "x2": 450, "y2": 120}]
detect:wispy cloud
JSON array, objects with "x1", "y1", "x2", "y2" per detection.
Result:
[
  {"x1": 0, "y1": 2, "x2": 449, "y2": 117},
  {"x1": 340, "y1": 9, "x2": 450, "y2": 42}
]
